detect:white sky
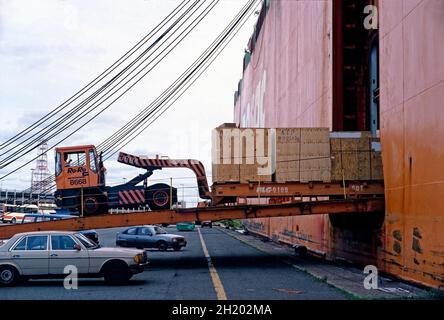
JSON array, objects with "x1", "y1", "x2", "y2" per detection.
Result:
[{"x1": 0, "y1": 0, "x2": 260, "y2": 204}]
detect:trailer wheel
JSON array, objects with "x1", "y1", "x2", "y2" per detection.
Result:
[
  {"x1": 146, "y1": 183, "x2": 177, "y2": 210},
  {"x1": 83, "y1": 195, "x2": 108, "y2": 216}
]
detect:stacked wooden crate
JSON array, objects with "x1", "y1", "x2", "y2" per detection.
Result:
[
  {"x1": 239, "y1": 127, "x2": 274, "y2": 182},
  {"x1": 275, "y1": 128, "x2": 331, "y2": 183},
  {"x1": 212, "y1": 124, "x2": 274, "y2": 183},
  {"x1": 212, "y1": 123, "x2": 239, "y2": 183},
  {"x1": 212, "y1": 124, "x2": 383, "y2": 183},
  {"x1": 330, "y1": 132, "x2": 383, "y2": 181}
]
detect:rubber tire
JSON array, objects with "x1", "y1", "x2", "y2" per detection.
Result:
[
  {"x1": 173, "y1": 245, "x2": 182, "y2": 251},
  {"x1": 82, "y1": 194, "x2": 108, "y2": 216},
  {"x1": 11, "y1": 218, "x2": 16, "y2": 224},
  {"x1": 157, "y1": 241, "x2": 168, "y2": 251},
  {"x1": 146, "y1": 183, "x2": 177, "y2": 211},
  {"x1": 0, "y1": 266, "x2": 19, "y2": 287},
  {"x1": 103, "y1": 262, "x2": 132, "y2": 285}
]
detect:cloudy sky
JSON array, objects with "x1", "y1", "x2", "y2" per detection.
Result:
[{"x1": 0, "y1": 0, "x2": 259, "y2": 204}]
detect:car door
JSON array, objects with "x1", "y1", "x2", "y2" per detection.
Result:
[
  {"x1": 49, "y1": 234, "x2": 89, "y2": 275},
  {"x1": 10, "y1": 235, "x2": 49, "y2": 275},
  {"x1": 137, "y1": 227, "x2": 154, "y2": 248},
  {"x1": 123, "y1": 227, "x2": 139, "y2": 247}
]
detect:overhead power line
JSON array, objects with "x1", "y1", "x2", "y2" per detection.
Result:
[
  {"x1": 101, "y1": 0, "x2": 260, "y2": 158},
  {"x1": 0, "y1": 0, "x2": 190, "y2": 151},
  {"x1": 0, "y1": 0, "x2": 210, "y2": 167},
  {"x1": 0, "y1": 0, "x2": 220, "y2": 177},
  {"x1": 20, "y1": 0, "x2": 260, "y2": 194}
]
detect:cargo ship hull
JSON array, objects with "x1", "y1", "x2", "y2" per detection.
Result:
[{"x1": 234, "y1": 0, "x2": 444, "y2": 289}]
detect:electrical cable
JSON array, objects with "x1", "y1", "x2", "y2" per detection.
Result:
[
  {"x1": 0, "y1": 0, "x2": 207, "y2": 166},
  {"x1": 103, "y1": 0, "x2": 259, "y2": 158},
  {"x1": 0, "y1": 0, "x2": 219, "y2": 177},
  {"x1": 0, "y1": 0, "x2": 190, "y2": 150},
  {"x1": 19, "y1": 0, "x2": 260, "y2": 194}
]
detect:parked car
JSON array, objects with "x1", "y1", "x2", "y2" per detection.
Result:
[
  {"x1": 201, "y1": 221, "x2": 213, "y2": 228},
  {"x1": 176, "y1": 222, "x2": 195, "y2": 231},
  {"x1": 116, "y1": 225, "x2": 187, "y2": 251},
  {"x1": 0, "y1": 231, "x2": 148, "y2": 286}
]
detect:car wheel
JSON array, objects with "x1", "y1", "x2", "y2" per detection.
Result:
[
  {"x1": 173, "y1": 245, "x2": 182, "y2": 251},
  {"x1": 11, "y1": 218, "x2": 16, "y2": 224},
  {"x1": 157, "y1": 241, "x2": 168, "y2": 251},
  {"x1": 103, "y1": 261, "x2": 132, "y2": 285},
  {"x1": 0, "y1": 266, "x2": 19, "y2": 286}
]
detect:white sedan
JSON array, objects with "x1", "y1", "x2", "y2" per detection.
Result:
[{"x1": 0, "y1": 231, "x2": 148, "y2": 286}]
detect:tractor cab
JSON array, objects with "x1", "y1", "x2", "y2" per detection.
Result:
[
  {"x1": 53, "y1": 145, "x2": 206, "y2": 215},
  {"x1": 55, "y1": 145, "x2": 105, "y2": 191}
]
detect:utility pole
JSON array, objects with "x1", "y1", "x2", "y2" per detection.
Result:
[
  {"x1": 170, "y1": 177, "x2": 173, "y2": 209},
  {"x1": 179, "y1": 184, "x2": 186, "y2": 208}
]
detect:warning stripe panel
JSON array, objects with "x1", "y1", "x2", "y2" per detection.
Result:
[
  {"x1": 129, "y1": 190, "x2": 142, "y2": 204},
  {"x1": 119, "y1": 191, "x2": 129, "y2": 205},
  {"x1": 135, "y1": 189, "x2": 145, "y2": 202},
  {"x1": 124, "y1": 190, "x2": 136, "y2": 204}
]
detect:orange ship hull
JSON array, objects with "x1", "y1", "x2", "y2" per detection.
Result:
[{"x1": 234, "y1": 0, "x2": 444, "y2": 290}]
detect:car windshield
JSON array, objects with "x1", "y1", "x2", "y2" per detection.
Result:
[
  {"x1": 154, "y1": 226, "x2": 167, "y2": 234},
  {"x1": 74, "y1": 233, "x2": 99, "y2": 249}
]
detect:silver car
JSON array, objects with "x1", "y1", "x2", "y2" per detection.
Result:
[
  {"x1": 0, "y1": 231, "x2": 148, "y2": 286},
  {"x1": 116, "y1": 225, "x2": 187, "y2": 251}
]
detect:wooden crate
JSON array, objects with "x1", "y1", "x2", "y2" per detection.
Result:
[
  {"x1": 212, "y1": 163, "x2": 239, "y2": 183},
  {"x1": 275, "y1": 128, "x2": 330, "y2": 182},
  {"x1": 212, "y1": 126, "x2": 274, "y2": 183},
  {"x1": 239, "y1": 156, "x2": 273, "y2": 183},
  {"x1": 330, "y1": 133, "x2": 375, "y2": 181},
  {"x1": 276, "y1": 155, "x2": 301, "y2": 183},
  {"x1": 275, "y1": 128, "x2": 301, "y2": 182},
  {"x1": 299, "y1": 128, "x2": 331, "y2": 182},
  {"x1": 213, "y1": 126, "x2": 384, "y2": 183},
  {"x1": 211, "y1": 127, "x2": 240, "y2": 183}
]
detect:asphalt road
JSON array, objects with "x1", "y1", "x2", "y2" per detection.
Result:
[{"x1": 0, "y1": 225, "x2": 347, "y2": 300}]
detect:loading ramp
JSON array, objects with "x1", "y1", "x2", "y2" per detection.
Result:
[{"x1": 0, "y1": 198, "x2": 384, "y2": 239}]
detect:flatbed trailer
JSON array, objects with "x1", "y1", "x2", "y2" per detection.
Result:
[
  {"x1": 0, "y1": 198, "x2": 384, "y2": 239},
  {"x1": 210, "y1": 180, "x2": 384, "y2": 205}
]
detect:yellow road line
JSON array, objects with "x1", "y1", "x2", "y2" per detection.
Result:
[{"x1": 197, "y1": 227, "x2": 227, "y2": 300}]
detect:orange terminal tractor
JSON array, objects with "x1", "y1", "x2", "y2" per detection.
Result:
[{"x1": 54, "y1": 145, "x2": 211, "y2": 216}]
